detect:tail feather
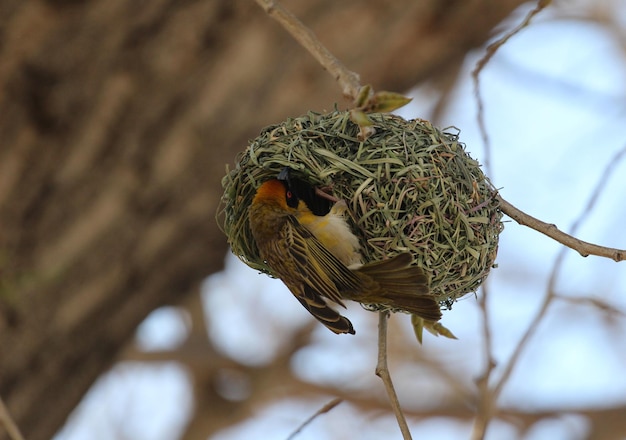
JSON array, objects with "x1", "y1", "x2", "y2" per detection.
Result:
[
  {"x1": 353, "y1": 253, "x2": 442, "y2": 321},
  {"x1": 295, "y1": 289, "x2": 355, "y2": 335}
]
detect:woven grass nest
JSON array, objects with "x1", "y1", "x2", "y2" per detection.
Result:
[{"x1": 219, "y1": 110, "x2": 503, "y2": 308}]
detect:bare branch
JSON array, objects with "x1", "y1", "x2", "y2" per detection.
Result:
[
  {"x1": 554, "y1": 295, "x2": 626, "y2": 318},
  {"x1": 471, "y1": 282, "x2": 498, "y2": 440},
  {"x1": 253, "y1": 0, "x2": 362, "y2": 101},
  {"x1": 497, "y1": 195, "x2": 625, "y2": 262},
  {"x1": 498, "y1": 141, "x2": 626, "y2": 263},
  {"x1": 286, "y1": 397, "x2": 343, "y2": 440},
  {"x1": 375, "y1": 311, "x2": 413, "y2": 440}
]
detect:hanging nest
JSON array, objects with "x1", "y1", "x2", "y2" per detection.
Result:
[{"x1": 219, "y1": 110, "x2": 503, "y2": 308}]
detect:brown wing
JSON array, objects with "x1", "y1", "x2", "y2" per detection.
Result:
[
  {"x1": 281, "y1": 216, "x2": 364, "y2": 303},
  {"x1": 265, "y1": 215, "x2": 364, "y2": 334},
  {"x1": 353, "y1": 253, "x2": 441, "y2": 321}
]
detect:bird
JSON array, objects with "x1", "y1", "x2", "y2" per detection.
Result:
[
  {"x1": 247, "y1": 167, "x2": 441, "y2": 334},
  {"x1": 276, "y1": 167, "x2": 363, "y2": 268}
]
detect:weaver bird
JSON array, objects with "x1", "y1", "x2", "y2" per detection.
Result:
[{"x1": 248, "y1": 168, "x2": 441, "y2": 334}]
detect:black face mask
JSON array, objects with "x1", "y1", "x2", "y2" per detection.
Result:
[{"x1": 278, "y1": 167, "x2": 332, "y2": 216}]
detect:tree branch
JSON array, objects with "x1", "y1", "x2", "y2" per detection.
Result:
[
  {"x1": 471, "y1": 281, "x2": 497, "y2": 440},
  {"x1": 285, "y1": 397, "x2": 343, "y2": 440},
  {"x1": 497, "y1": 195, "x2": 625, "y2": 262},
  {"x1": 375, "y1": 311, "x2": 413, "y2": 440},
  {"x1": 253, "y1": 0, "x2": 362, "y2": 101}
]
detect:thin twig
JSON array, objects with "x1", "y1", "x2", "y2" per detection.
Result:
[
  {"x1": 497, "y1": 195, "x2": 625, "y2": 262},
  {"x1": 0, "y1": 396, "x2": 25, "y2": 440},
  {"x1": 554, "y1": 294, "x2": 626, "y2": 318},
  {"x1": 286, "y1": 397, "x2": 343, "y2": 440},
  {"x1": 470, "y1": 282, "x2": 497, "y2": 440},
  {"x1": 472, "y1": 0, "x2": 552, "y2": 174},
  {"x1": 375, "y1": 311, "x2": 413, "y2": 440},
  {"x1": 253, "y1": 0, "x2": 362, "y2": 101}
]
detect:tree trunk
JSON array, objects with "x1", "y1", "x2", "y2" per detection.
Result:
[{"x1": 0, "y1": 0, "x2": 527, "y2": 438}]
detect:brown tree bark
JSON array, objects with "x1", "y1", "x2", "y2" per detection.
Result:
[{"x1": 0, "y1": 0, "x2": 527, "y2": 438}]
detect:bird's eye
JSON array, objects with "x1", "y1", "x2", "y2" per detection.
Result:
[{"x1": 285, "y1": 190, "x2": 299, "y2": 208}]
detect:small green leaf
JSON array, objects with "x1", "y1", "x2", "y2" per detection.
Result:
[
  {"x1": 425, "y1": 321, "x2": 458, "y2": 340},
  {"x1": 412, "y1": 315, "x2": 458, "y2": 344},
  {"x1": 349, "y1": 109, "x2": 374, "y2": 126},
  {"x1": 411, "y1": 314, "x2": 424, "y2": 344},
  {"x1": 365, "y1": 92, "x2": 412, "y2": 113}
]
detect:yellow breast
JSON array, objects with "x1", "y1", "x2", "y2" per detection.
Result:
[{"x1": 297, "y1": 201, "x2": 363, "y2": 267}]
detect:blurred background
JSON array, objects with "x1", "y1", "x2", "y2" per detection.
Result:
[{"x1": 1, "y1": 1, "x2": 625, "y2": 439}]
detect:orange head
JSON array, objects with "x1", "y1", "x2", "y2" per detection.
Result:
[
  {"x1": 253, "y1": 179, "x2": 288, "y2": 206},
  {"x1": 252, "y1": 178, "x2": 303, "y2": 213},
  {"x1": 253, "y1": 169, "x2": 328, "y2": 212}
]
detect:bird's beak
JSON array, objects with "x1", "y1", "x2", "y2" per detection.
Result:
[{"x1": 278, "y1": 167, "x2": 292, "y2": 181}]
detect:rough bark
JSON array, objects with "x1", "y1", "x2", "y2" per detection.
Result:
[{"x1": 0, "y1": 0, "x2": 527, "y2": 438}]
